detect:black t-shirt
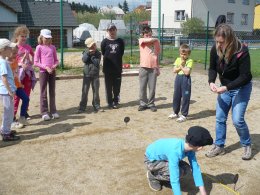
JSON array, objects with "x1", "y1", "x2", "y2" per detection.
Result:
[{"x1": 101, "y1": 38, "x2": 125, "y2": 74}]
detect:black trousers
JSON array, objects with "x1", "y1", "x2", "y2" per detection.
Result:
[{"x1": 104, "y1": 73, "x2": 122, "y2": 106}]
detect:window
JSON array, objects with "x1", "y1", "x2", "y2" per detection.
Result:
[
  {"x1": 228, "y1": 0, "x2": 235, "y2": 3},
  {"x1": 241, "y1": 14, "x2": 248, "y2": 25},
  {"x1": 227, "y1": 12, "x2": 234, "y2": 24},
  {"x1": 175, "y1": 10, "x2": 185, "y2": 21},
  {"x1": 242, "y1": 0, "x2": 249, "y2": 5}
]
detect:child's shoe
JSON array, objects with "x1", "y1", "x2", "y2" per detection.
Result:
[
  {"x1": 1, "y1": 133, "x2": 20, "y2": 142},
  {"x1": 25, "y1": 112, "x2": 31, "y2": 120},
  {"x1": 146, "y1": 171, "x2": 162, "y2": 191},
  {"x1": 42, "y1": 114, "x2": 51, "y2": 121},
  {"x1": 176, "y1": 115, "x2": 187, "y2": 123},
  {"x1": 18, "y1": 116, "x2": 29, "y2": 126},
  {"x1": 168, "y1": 113, "x2": 178, "y2": 119},
  {"x1": 242, "y1": 145, "x2": 252, "y2": 160},
  {"x1": 52, "y1": 113, "x2": 60, "y2": 119}
]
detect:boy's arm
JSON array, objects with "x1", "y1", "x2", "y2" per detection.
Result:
[
  {"x1": 168, "y1": 158, "x2": 182, "y2": 195},
  {"x1": 173, "y1": 58, "x2": 182, "y2": 73},
  {"x1": 180, "y1": 59, "x2": 193, "y2": 76},
  {"x1": 90, "y1": 51, "x2": 101, "y2": 67},
  {"x1": 1, "y1": 75, "x2": 14, "y2": 97}
]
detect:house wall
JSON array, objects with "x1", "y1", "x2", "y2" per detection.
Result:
[
  {"x1": 67, "y1": 28, "x2": 73, "y2": 48},
  {"x1": 0, "y1": 6, "x2": 17, "y2": 23},
  {"x1": 151, "y1": 0, "x2": 255, "y2": 33},
  {"x1": 193, "y1": 0, "x2": 255, "y2": 32},
  {"x1": 254, "y1": 5, "x2": 260, "y2": 29}
]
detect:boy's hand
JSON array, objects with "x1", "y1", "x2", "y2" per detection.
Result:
[
  {"x1": 199, "y1": 186, "x2": 207, "y2": 195},
  {"x1": 8, "y1": 91, "x2": 15, "y2": 98},
  {"x1": 46, "y1": 67, "x2": 53, "y2": 74}
]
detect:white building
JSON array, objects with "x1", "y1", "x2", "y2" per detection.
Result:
[{"x1": 151, "y1": 0, "x2": 256, "y2": 34}]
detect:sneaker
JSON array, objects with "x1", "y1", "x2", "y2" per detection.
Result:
[
  {"x1": 146, "y1": 171, "x2": 162, "y2": 191},
  {"x1": 52, "y1": 113, "x2": 60, "y2": 119},
  {"x1": 18, "y1": 117, "x2": 29, "y2": 126},
  {"x1": 25, "y1": 112, "x2": 31, "y2": 120},
  {"x1": 205, "y1": 145, "x2": 225, "y2": 158},
  {"x1": 76, "y1": 109, "x2": 85, "y2": 114},
  {"x1": 168, "y1": 113, "x2": 178, "y2": 119},
  {"x1": 14, "y1": 122, "x2": 24, "y2": 129},
  {"x1": 93, "y1": 106, "x2": 104, "y2": 113},
  {"x1": 150, "y1": 106, "x2": 157, "y2": 112},
  {"x1": 42, "y1": 114, "x2": 51, "y2": 121},
  {"x1": 138, "y1": 105, "x2": 147, "y2": 111},
  {"x1": 242, "y1": 145, "x2": 252, "y2": 160},
  {"x1": 1, "y1": 133, "x2": 20, "y2": 142},
  {"x1": 176, "y1": 115, "x2": 187, "y2": 123}
]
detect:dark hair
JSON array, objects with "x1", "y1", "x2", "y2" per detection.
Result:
[
  {"x1": 215, "y1": 15, "x2": 226, "y2": 28},
  {"x1": 142, "y1": 26, "x2": 152, "y2": 35}
]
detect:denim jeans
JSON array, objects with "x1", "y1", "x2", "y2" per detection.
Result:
[
  {"x1": 215, "y1": 82, "x2": 252, "y2": 147},
  {"x1": 15, "y1": 88, "x2": 29, "y2": 117}
]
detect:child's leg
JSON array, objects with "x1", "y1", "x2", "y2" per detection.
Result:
[
  {"x1": 79, "y1": 76, "x2": 91, "y2": 110},
  {"x1": 92, "y1": 77, "x2": 100, "y2": 108},
  {"x1": 139, "y1": 67, "x2": 149, "y2": 106},
  {"x1": 48, "y1": 71, "x2": 57, "y2": 114},
  {"x1": 104, "y1": 74, "x2": 113, "y2": 106},
  {"x1": 112, "y1": 73, "x2": 121, "y2": 105},
  {"x1": 180, "y1": 76, "x2": 191, "y2": 117},
  {"x1": 147, "y1": 68, "x2": 157, "y2": 107},
  {"x1": 0, "y1": 95, "x2": 14, "y2": 134},
  {"x1": 173, "y1": 75, "x2": 182, "y2": 114},
  {"x1": 39, "y1": 72, "x2": 49, "y2": 115},
  {"x1": 13, "y1": 95, "x2": 20, "y2": 118},
  {"x1": 22, "y1": 74, "x2": 32, "y2": 110},
  {"x1": 15, "y1": 88, "x2": 30, "y2": 118}
]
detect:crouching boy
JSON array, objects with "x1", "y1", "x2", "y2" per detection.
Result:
[{"x1": 144, "y1": 126, "x2": 213, "y2": 195}]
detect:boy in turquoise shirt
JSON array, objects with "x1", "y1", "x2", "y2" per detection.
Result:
[
  {"x1": 168, "y1": 44, "x2": 194, "y2": 122},
  {"x1": 145, "y1": 126, "x2": 213, "y2": 195}
]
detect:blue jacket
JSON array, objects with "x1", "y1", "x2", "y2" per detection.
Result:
[{"x1": 145, "y1": 138, "x2": 204, "y2": 195}]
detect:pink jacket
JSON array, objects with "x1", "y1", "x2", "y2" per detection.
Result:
[
  {"x1": 139, "y1": 38, "x2": 160, "y2": 69},
  {"x1": 34, "y1": 44, "x2": 59, "y2": 72}
]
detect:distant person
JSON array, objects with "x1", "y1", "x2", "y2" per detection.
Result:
[
  {"x1": 101, "y1": 23, "x2": 125, "y2": 109},
  {"x1": 145, "y1": 126, "x2": 212, "y2": 195},
  {"x1": 168, "y1": 44, "x2": 194, "y2": 122},
  {"x1": 9, "y1": 46, "x2": 29, "y2": 129},
  {"x1": 34, "y1": 29, "x2": 59, "y2": 121},
  {"x1": 13, "y1": 25, "x2": 36, "y2": 120},
  {"x1": 77, "y1": 37, "x2": 103, "y2": 113},
  {"x1": 206, "y1": 24, "x2": 253, "y2": 160},
  {"x1": 0, "y1": 39, "x2": 20, "y2": 141},
  {"x1": 138, "y1": 26, "x2": 160, "y2": 112}
]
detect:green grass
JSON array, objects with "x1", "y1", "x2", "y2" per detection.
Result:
[{"x1": 123, "y1": 47, "x2": 260, "y2": 77}]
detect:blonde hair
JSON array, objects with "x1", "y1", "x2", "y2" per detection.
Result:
[
  {"x1": 37, "y1": 35, "x2": 52, "y2": 45},
  {"x1": 13, "y1": 25, "x2": 30, "y2": 42},
  {"x1": 214, "y1": 24, "x2": 239, "y2": 63},
  {"x1": 179, "y1": 44, "x2": 191, "y2": 54}
]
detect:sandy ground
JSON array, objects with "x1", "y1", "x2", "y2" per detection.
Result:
[{"x1": 0, "y1": 65, "x2": 260, "y2": 195}]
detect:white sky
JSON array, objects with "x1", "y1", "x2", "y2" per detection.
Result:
[{"x1": 67, "y1": 0, "x2": 148, "y2": 10}]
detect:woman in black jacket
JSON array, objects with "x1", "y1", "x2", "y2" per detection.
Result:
[{"x1": 206, "y1": 24, "x2": 253, "y2": 160}]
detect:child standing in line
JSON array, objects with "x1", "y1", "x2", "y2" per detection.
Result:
[
  {"x1": 0, "y1": 39, "x2": 20, "y2": 141},
  {"x1": 13, "y1": 25, "x2": 36, "y2": 120},
  {"x1": 34, "y1": 29, "x2": 59, "y2": 121},
  {"x1": 168, "y1": 44, "x2": 194, "y2": 122},
  {"x1": 101, "y1": 23, "x2": 125, "y2": 109},
  {"x1": 144, "y1": 126, "x2": 212, "y2": 195},
  {"x1": 138, "y1": 26, "x2": 160, "y2": 112},
  {"x1": 77, "y1": 37, "x2": 103, "y2": 113},
  {"x1": 9, "y1": 46, "x2": 29, "y2": 128}
]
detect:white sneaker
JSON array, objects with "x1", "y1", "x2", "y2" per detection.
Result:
[
  {"x1": 42, "y1": 114, "x2": 51, "y2": 121},
  {"x1": 11, "y1": 122, "x2": 24, "y2": 129},
  {"x1": 18, "y1": 117, "x2": 29, "y2": 126},
  {"x1": 52, "y1": 113, "x2": 60, "y2": 119},
  {"x1": 168, "y1": 113, "x2": 178, "y2": 119},
  {"x1": 176, "y1": 115, "x2": 187, "y2": 123}
]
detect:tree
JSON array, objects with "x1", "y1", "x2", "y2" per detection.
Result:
[
  {"x1": 122, "y1": 0, "x2": 129, "y2": 13},
  {"x1": 181, "y1": 17, "x2": 204, "y2": 36},
  {"x1": 118, "y1": 3, "x2": 123, "y2": 9}
]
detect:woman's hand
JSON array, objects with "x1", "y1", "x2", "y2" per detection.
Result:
[
  {"x1": 209, "y1": 82, "x2": 217, "y2": 92},
  {"x1": 216, "y1": 86, "x2": 227, "y2": 94}
]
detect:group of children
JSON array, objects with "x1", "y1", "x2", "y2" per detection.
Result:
[{"x1": 0, "y1": 26, "x2": 59, "y2": 141}]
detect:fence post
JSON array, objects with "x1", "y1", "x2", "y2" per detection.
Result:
[
  {"x1": 158, "y1": 0, "x2": 161, "y2": 63},
  {"x1": 161, "y1": 13, "x2": 164, "y2": 60},
  {"x1": 60, "y1": 0, "x2": 64, "y2": 69},
  {"x1": 130, "y1": 16, "x2": 133, "y2": 64},
  {"x1": 204, "y1": 11, "x2": 209, "y2": 70}
]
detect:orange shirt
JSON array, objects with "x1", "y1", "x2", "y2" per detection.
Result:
[
  {"x1": 139, "y1": 38, "x2": 160, "y2": 68},
  {"x1": 10, "y1": 60, "x2": 23, "y2": 88}
]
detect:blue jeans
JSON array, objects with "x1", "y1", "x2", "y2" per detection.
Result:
[
  {"x1": 15, "y1": 88, "x2": 29, "y2": 117},
  {"x1": 215, "y1": 82, "x2": 252, "y2": 147}
]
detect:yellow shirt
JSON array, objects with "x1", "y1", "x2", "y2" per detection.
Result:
[{"x1": 173, "y1": 57, "x2": 194, "y2": 75}]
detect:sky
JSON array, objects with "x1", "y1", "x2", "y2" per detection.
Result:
[{"x1": 67, "y1": 0, "x2": 149, "y2": 11}]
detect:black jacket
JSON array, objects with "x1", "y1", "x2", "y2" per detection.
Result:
[
  {"x1": 82, "y1": 50, "x2": 101, "y2": 77},
  {"x1": 101, "y1": 38, "x2": 125, "y2": 74},
  {"x1": 208, "y1": 43, "x2": 252, "y2": 90}
]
